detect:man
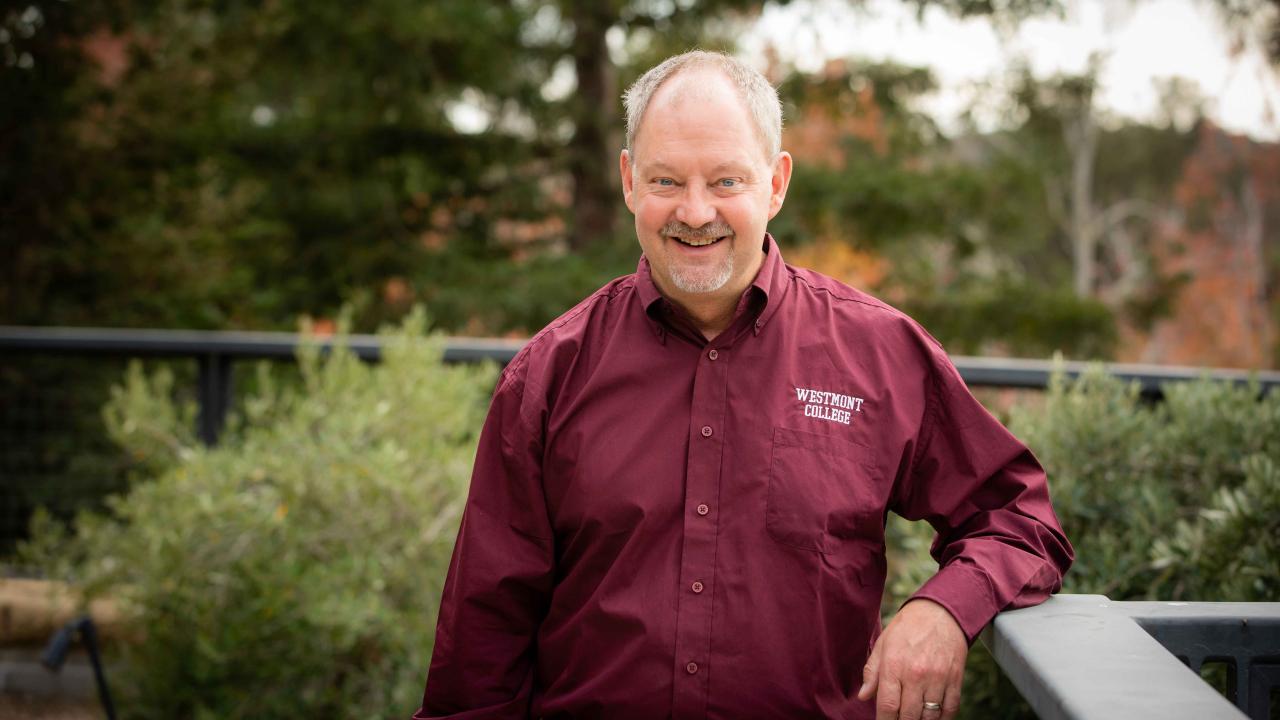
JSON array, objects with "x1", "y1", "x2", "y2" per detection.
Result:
[{"x1": 415, "y1": 51, "x2": 1072, "y2": 720}]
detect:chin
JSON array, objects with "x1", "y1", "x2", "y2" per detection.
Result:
[{"x1": 668, "y1": 267, "x2": 735, "y2": 294}]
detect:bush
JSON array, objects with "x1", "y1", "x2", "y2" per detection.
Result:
[
  {"x1": 21, "y1": 309, "x2": 496, "y2": 719},
  {"x1": 941, "y1": 367, "x2": 1280, "y2": 718},
  {"x1": 1010, "y1": 368, "x2": 1280, "y2": 602}
]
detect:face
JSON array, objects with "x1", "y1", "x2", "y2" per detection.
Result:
[{"x1": 621, "y1": 70, "x2": 792, "y2": 306}]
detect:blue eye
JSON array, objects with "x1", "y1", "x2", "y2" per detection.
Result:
[
  {"x1": 718, "y1": 179, "x2": 737, "y2": 188},
  {"x1": 655, "y1": 178, "x2": 674, "y2": 186}
]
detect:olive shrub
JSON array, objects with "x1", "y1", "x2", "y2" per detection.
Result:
[
  {"x1": 23, "y1": 310, "x2": 496, "y2": 719},
  {"x1": 912, "y1": 368, "x2": 1280, "y2": 718}
]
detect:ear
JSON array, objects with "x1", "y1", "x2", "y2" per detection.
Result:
[
  {"x1": 767, "y1": 151, "x2": 793, "y2": 220},
  {"x1": 620, "y1": 149, "x2": 636, "y2": 213}
]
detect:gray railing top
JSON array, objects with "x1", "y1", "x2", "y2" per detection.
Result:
[
  {"x1": 983, "y1": 594, "x2": 1280, "y2": 720},
  {"x1": 4, "y1": 325, "x2": 1280, "y2": 394}
]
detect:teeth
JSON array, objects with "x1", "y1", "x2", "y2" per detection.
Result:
[{"x1": 674, "y1": 236, "x2": 722, "y2": 247}]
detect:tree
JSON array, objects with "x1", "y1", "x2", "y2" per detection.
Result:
[
  {"x1": 963, "y1": 60, "x2": 1202, "y2": 325},
  {"x1": 5, "y1": 0, "x2": 1073, "y2": 335},
  {"x1": 765, "y1": 56, "x2": 1120, "y2": 357},
  {"x1": 1208, "y1": 0, "x2": 1280, "y2": 65}
]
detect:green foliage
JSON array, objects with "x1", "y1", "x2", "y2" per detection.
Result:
[
  {"x1": 770, "y1": 57, "x2": 1132, "y2": 357},
  {"x1": 7, "y1": 0, "x2": 1078, "y2": 339},
  {"x1": 101, "y1": 362, "x2": 200, "y2": 473},
  {"x1": 21, "y1": 310, "x2": 496, "y2": 718},
  {"x1": 880, "y1": 370, "x2": 1280, "y2": 717},
  {"x1": 930, "y1": 370, "x2": 1278, "y2": 717},
  {"x1": 903, "y1": 274, "x2": 1117, "y2": 358},
  {"x1": 1151, "y1": 452, "x2": 1280, "y2": 601},
  {"x1": 1008, "y1": 368, "x2": 1280, "y2": 600},
  {"x1": 0, "y1": 357, "x2": 140, "y2": 554},
  {"x1": 971, "y1": 64, "x2": 1200, "y2": 327},
  {"x1": 4, "y1": 0, "x2": 561, "y2": 331}
]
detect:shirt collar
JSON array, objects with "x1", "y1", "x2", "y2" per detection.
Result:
[
  {"x1": 636, "y1": 233, "x2": 789, "y2": 341},
  {"x1": 747, "y1": 232, "x2": 788, "y2": 335}
]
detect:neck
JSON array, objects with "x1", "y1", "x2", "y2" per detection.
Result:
[
  {"x1": 667, "y1": 290, "x2": 738, "y2": 341},
  {"x1": 654, "y1": 247, "x2": 765, "y2": 342}
]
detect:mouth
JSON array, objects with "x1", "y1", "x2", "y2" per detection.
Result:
[{"x1": 670, "y1": 235, "x2": 729, "y2": 248}]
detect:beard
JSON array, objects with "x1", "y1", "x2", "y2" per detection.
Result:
[{"x1": 660, "y1": 219, "x2": 736, "y2": 294}]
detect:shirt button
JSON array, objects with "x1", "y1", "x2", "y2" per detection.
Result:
[
  {"x1": 701, "y1": 425, "x2": 713, "y2": 437},
  {"x1": 696, "y1": 504, "x2": 709, "y2": 516},
  {"x1": 686, "y1": 662, "x2": 698, "y2": 675},
  {"x1": 692, "y1": 581, "x2": 704, "y2": 593},
  {"x1": 708, "y1": 349, "x2": 719, "y2": 360}
]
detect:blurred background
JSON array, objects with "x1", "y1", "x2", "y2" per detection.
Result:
[
  {"x1": 2, "y1": 0, "x2": 1278, "y2": 717},
  {"x1": 4, "y1": 0, "x2": 1278, "y2": 357}
]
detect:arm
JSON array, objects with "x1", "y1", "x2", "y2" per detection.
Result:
[
  {"x1": 414, "y1": 365, "x2": 555, "y2": 720},
  {"x1": 898, "y1": 346, "x2": 1073, "y2": 639},
  {"x1": 860, "y1": 343, "x2": 1074, "y2": 719}
]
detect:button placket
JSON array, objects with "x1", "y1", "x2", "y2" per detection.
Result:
[{"x1": 673, "y1": 330, "x2": 728, "y2": 719}]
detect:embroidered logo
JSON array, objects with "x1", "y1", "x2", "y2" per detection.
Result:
[{"x1": 795, "y1": 386, "x2": 864, "y2": 426}]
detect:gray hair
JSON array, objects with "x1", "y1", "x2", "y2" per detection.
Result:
[{"x1": 622, "y1": 50, "x2": 782, "y2": 159}]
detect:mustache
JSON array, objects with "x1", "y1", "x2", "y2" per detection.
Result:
[{"x1": 660, "y1": 220, "x2": 734, "y2": 240}]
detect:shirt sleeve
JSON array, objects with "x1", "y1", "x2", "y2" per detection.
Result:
[
  {"x1": 891, "y1": 342, "x2": 1074, "y2": 643},
  {"x1": 414, "y1": 361, "x2": 556, "y2": 719}
]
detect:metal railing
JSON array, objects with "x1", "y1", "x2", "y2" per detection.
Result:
[
  {"x1": 984, "y1": 594, "x2": 1280, "y2": 719},
  {"x1": 0, "y1": 326, "x2": 525, "y2": 444},
  {"x1": 4, "y1": 325, "x2": 1279, "y2": 445}
]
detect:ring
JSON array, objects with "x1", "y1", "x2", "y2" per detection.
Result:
[{"x1": 923, "y1": 701, "x2": 943, "y2": 711}]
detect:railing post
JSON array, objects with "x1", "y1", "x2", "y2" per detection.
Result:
[
  {"x1": 982, "y1": 595, "x2": 1254, "y2": 719},
  {"x1": 196, "y1": 353, "x2": 233, "y2": 445},
  {"x1": 1251, "y1": 665, "x2": 1280, "y2": 719},
  {"x1": 1120, "y1": 602, "x2": 1280, "y2": 719}
]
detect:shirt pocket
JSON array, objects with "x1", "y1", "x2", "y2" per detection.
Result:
[{"x1": 765, "y1": 426, "x2": 882, "y2": 555}]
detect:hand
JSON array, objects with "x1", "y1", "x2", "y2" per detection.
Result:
[{"x1": 856, "y1": 598, "x2": 967, "y2": 720}]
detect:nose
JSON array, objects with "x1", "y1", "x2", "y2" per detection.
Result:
[{"x1": 675, "y1": 183, "x2": 717, "y2": 228}]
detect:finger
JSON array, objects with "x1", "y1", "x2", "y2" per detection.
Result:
[
  {"x1": 940, "y1": 682, "x2": 962, "y2": 720},
  {"x1": 874, "y1": 675, "x2": 903, "y2": 720},
  {"x1": 939, "y1": 647, "x2": 964, "y2": 720},
  {"x1": 858, "y1": 640, "x2": 883, "y2": 702},
  {"x1": 894, "y1": 673, "x2": 924, "y2": 720},
  {"x1": 920, "y1": 680, "x2": 946, "y2": 720}
]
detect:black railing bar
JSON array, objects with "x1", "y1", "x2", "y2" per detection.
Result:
[
  {"x1": 0, "y1": 325, "x2": 525, "y2": 364},
  {"x1": 1128, "y1": 611, "x2": 1280, "y2": 717},
  {"x1": 952, "y1": 355, "x2": 1280, "y2": 395},
  {"x1": 3, "y1": 325, "x2": 1280, "y2": 391}
]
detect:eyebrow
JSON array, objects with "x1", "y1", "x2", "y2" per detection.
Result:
[{"x1": 643, "y1": 161, "x2": 753, "y2": 176}]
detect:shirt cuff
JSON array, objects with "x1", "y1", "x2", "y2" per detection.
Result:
[{"x1": 905, "y1": 562, "x2": 999, "y2": 644}]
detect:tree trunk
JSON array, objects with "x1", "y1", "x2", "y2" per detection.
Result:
[
  {"x1": 566, "y1": 0, "x2": 618, "y2": 252},
  {"x1": 1066, "y1": 103, "x2": 1098, "y2": 298},
  {"x1": 1238, "y1": 175, "x2": 1268, "y2": 365}
]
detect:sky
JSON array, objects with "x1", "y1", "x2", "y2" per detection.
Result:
[{"x1": 740, "y1": 0, "x2": 1280, "y2": 140}]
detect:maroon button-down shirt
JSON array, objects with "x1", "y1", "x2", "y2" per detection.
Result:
[{"x1": 416, "y1": 235, "x2": 1072, "y2": 720}]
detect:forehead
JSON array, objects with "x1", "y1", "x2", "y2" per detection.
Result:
[
  {"x1": 653, "y1": 67, "x2": 741, "y2": 109},
  {"x1": 632, "y1": 68, "x2": 770, "y2": 167}
]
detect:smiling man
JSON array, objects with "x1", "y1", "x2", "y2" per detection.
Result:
[{"x1": 414, "y1": 51, "x2": 1072, "y2": 720}]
